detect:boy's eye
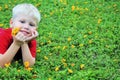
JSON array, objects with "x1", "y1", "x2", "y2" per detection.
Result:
[
  {"x1": 20, "y1": 20, "x2": 25, "y2": 23},
  {"x1": 29, "y1": 23, "x2": 35, "y2": 26}
]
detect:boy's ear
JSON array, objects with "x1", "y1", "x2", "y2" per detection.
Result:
[
  {"x1": 10, "y1": 18, "x2": 13, "y2": 28},
  {"x1": 10, "y1": 18, "x2": 13, "y2": 24}
]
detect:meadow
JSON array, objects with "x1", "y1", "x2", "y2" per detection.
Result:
[{"x1": 0, "y1": 0, "x2": 120, "y2": 80}]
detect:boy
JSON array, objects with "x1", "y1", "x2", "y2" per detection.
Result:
[{"x1": 0, "y1": 3, "x2": 41, "y2": 68}]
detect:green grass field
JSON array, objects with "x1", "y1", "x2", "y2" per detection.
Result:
[{"x1": 0, "y1": 0, "x2": 120, "y2": 80}]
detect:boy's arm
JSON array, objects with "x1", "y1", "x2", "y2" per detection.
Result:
[
  {"x1": 21, "y1": 42, "x2": 35, "y2": 67},
  {"x1": 0, "y1": 41, "x2": 20, "y2": 67}
]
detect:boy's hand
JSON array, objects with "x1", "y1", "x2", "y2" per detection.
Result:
[
  {"x1": 25, "y1": 30, "x2": 38, "y2": 42},
  {"x1": 13, "y1": 32, "x2": 28, "y2": 45},
  {"x1": 12, "y1": 27, "x2": 38, "y2": 44}
]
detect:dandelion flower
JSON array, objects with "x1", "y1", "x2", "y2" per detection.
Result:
[
  {"x1": 24, "y1": 61, "x2": 30, "y2": 68},
  {"x1": 0, "y1": 23, "x2": 4, "y2": 27},
  {"x1": 83, "y1": 35, "x2": 87, "y2": 38},
  {"x1": 71, "y1": 45, "x2": 75, "y2": 48},
  {"x1": 32, "y1": 74, "x2": 37, "y2": 78},
  {"x1": 63, "y1": 46, "x2": 67, "y2": 50},
  {"x1": 63, "y1": 63, "x2": 67, "y2": 67},
  {"x1": 44, "y1": 56, "x2": 48, "y2": 60},
  {"x1": 88, "y1": 40, "x2": 92, "y2": 44},
  {"x1": 5, "y1": 4, "x2": 8, "y2": 9},
  {"x1": 12, "y1": 27, "x2": 20, "y2": 36},
  {"x1": 84, "y1": 2, "x2": 88, "y2": 4},
  {"x1": 85, "y1": 8, "x2": 89, "y2": 11},
  {"x1": 61, "y1": 58, "x2": 66, "y2": 63},
  {"x1": 71, "y1": 63, "x2": 75, "y2": 67},
  {"x1": 48, "y1": 78, "x2": 52, "y2": 80},
  {"x1": 48, "y1": 40, "x2": 52, "y2": 44},
  {"x1": 80, "y1": 64, "x2": 85, "y2": 69},
  {"x1": 67, "y1": 37, "x2": 71, "y2": 42},
  {"x1": 4, "y1": 62, "x2": 10, "y2": 67},
  {"x1": 0, "y1": 6, "x2": 2, "y2": 11},
  {"x1": 17, "y1": 70, "x2": 20, "y2": 72},
  {"x1": 88, "y1": 31, "x2": 92, "y2": 35},
  {"x1": 72, "y1": 5, "x2": 75, "y2": 11},
  {"x1": 57, "y1": 46, "x2": 60, "y2": 49},
  {"x1": 79, "y1": 44, "x2": 84, "y2": 47},
  {"x1": 37, "y1": 49, "x2": 41, "y2": 53},
  {"x1": 55, "y1": 66, "x2": 59, "y2": 71},
  {"x1": 68, "y1": 69, "x2": 73, "y2": 74},
  {"x1": 60, "y1": 0, "x2": 63, "y2": 3},
  {"x1": 98, "y1": 19, "x2": 102, "y2": 24},
  {"x1": 26, "y1": 67, "x2": 33, "y2": 71}
]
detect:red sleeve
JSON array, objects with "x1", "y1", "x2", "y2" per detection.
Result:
[
  {"x1": 0, "y1": 28, "x2": 12, "y2": 54},
  {"x1": 0, "y1": 36, "x2": 8, "y2": 54},
  {"x1": 28, "y1": 40, "x2": 37, "y2": 58}
]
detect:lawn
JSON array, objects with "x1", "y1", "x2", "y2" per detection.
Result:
[{"x1": 0, "y1": 0, "x2": 120, "y2": 80}]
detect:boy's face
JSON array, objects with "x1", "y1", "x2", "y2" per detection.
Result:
[
  {"x1": 10, "y1": 14, "x2": 38, "y2": 36},
  {"x1": 10, "y1": 14, "x2": 37, "y2": 35}
]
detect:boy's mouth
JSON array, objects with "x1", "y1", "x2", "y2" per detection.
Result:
[{"x1": 20, "y1": 29, "x2": 31, "y2": 36}]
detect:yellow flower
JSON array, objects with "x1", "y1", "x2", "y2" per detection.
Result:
[
  {"x1": 80, "y1": 64, "x2": 85, "y2": 69},
  {"x1": 60, "y1": 0, "x2": 63, "y2": 3},
  {"x1": 49, "y1": 53, "x2": 52, "y2": 56},
  {"x1": 4, "y1": 62, "x2": 10, "y2": 67},
  {"x1": 55, "y1": 66, "x2": 59, "y2": 71},
  {"x1": 32, "y1": 74, "x2": 37, "y2": 78},
  {"x1": 98, "y1": 19, "x2": 102, "y2": 24},
  {"x1": 72, "y1": 5, "x2": 75, "y2": 11},
  {"x1": 88, "y1": 40, "x2": 92, "y2": 44},
  {"x1": 37, "y1": 49, "x2": 41, "y2": 53},
  {"x1": 40, "y1": 42, "x2": 44, "y2": 45},
  {"x1": 44, "y1": 56, "x2": 48, "y2": 60},
  {"x1": 24, "y1": 61, "x2": 30, "y2": 68},
  {"x1": 26, "y1": 67, "x2": 33, "y2": 71},
  {"x1": 85, "y1": 8, "x2": 89, "y2": 11},
  {"x1": 48, "y1": 78, "x2": 52, "y2": 80},
  {"x1": 49, "y1": 32, "x2": 52, "y2": 35},
  {"x1": 113, "y1": 59, "x2": 118, "y2": 62},
  {"x1": 48, "y1": 40, "x2": 52, "y2": 44},
  {"x1": 113, "y1": 4, "x2": 117, "y2": 7},
  {"x1": 35, "y1": 3, "x2": 41, "y2": 7},
  {"x1": 105, "y1": 45, "x2": 109, "y2": 48},
  {"x1": 71, "y1": 45, "x2": 75, "y2": 48},
  {"x1": 0, "y1": 23, "x2": 4, "y2": 27},
  {"x1": 63, "y1": 46, "x2": 67, "y2": 50},
  {"x1": 5, "y1": 4, "x2": 8, "y2": 9},
  {"x1": 61, "y1": 58, "x2": 66, "y2": 63},
  {"x1": 88, "y1": 31, "x2": 92, "y2": 35},
  {"x1": 63, "y1": 63, "x2": 67, "y2": 67},
  {"x1": 79, "y1": 44, "x2": 84, "y2": 47},
  {"x1": 0, "y1": 6, "x2": 2, "y2": 11},
  {"x1": 18, "y1": 70, "x2": 20, "y2": 72},
  {"x1": 50, "y1": 11, "x2": 54, "y2": 16},
  {"x1": 57, "y1": 46, "x2": 60, "y2": 49},
  {"x1": 83, "y1": 35, "x2": 87, "y2": 38},
  {"x1": 76, "y1": 6, "x2": 79, "y2": 10},
  {"x1": 12, "y1": 27, "x2": 20, "y2": 36},
  {"x1": 84, "y1": 2, "x2": 88, "y2": 4},
  {"x1": 44, "y1": 14, "x2": 47, "y2": 18},
  {"x1": 71, "y1": 63, "x2": 75, "y2": 67},
  {"x1": 80, "y1": 11, "x2": 83, "y2": 14},
  {"x1": 68, "y1": 69, "x2": 73, "y2": 74},
  {"x1": 67, "y1": 37, "x2": 71, "y2": 42}
]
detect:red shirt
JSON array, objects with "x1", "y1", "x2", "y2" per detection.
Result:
[{"x1": 0, "y1": 28, "x2": 36, "y2": 59}]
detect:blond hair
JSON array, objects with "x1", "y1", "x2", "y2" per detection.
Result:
[{"x1": 12, "y1": 3, "x2": 41, "y2": 23}]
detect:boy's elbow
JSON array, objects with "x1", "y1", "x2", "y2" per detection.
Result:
[
  {"x1": 0, "y1": 63, "x2": 5, "y2": 68},
  {"x1": 30, "y1": 59, "x2": 35, "y2": 66}
]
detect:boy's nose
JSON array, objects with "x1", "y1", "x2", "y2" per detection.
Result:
[{"x1": 23, "y1": 24, "x2": 29, "y2": 28}]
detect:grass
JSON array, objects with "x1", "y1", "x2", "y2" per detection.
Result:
[{"x1": 0, "y1": 0, "x2": 120, "y2": 80}]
